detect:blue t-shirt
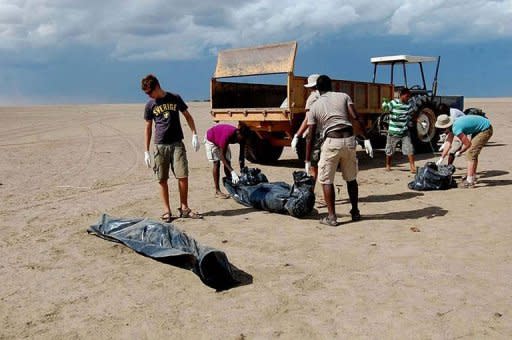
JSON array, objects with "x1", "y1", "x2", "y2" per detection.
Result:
[
  {"x1": 144, "y1": 92, "x2": 188, "y2": 144},
  {"x1": 452, "y1": 115, "x2": 491, "y2": 136}
]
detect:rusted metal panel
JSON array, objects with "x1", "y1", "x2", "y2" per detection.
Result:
[{"x1": 214, "y1": 41, "x2": 297, "y2": 78}]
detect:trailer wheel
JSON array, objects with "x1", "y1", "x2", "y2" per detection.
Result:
[
  {"x1": 245, "y1": 133, "x2": 284, "y2": 164},
  {"x1": 411, "y1": 106, "x2": 438, "y2": 153}
]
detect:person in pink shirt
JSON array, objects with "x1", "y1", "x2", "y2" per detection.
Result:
[{"x1": 205, "y1": 124, "x2": 249, "y2": 198}]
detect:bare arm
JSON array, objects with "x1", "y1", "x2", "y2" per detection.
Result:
[
  {"x1": 295, "y1": 117, "x2": 309, "y2": 137},
  {"x1": 145, "y1": 120, "x2": 153, "y2": 151},
  {"x1": 440, "y1": 133, "x2": 454, "y2": 158},
  {"x1": 457, "y1": 133, "x2": 471, "y2": 154},
  {"x1": 181, "y1": 110, "x2": 197, "y2": 135},
  {"x1": 219, "y1": 146, "x2": 234, "y2": 173},
  {"x1": 238, "y1": 141, "x2": 245, "y2": 170},
  {"x1": 348, "y1": 103, "x2": 368, "y2": 139}
]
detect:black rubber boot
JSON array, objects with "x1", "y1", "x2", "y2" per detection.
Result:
[{"x1": 347, "y1": 180, "x2": 361, "y2": 221}]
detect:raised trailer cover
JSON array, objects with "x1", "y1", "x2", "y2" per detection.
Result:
[{"x1": 214, "y1": 41, "x2": 297, "y2": 78}]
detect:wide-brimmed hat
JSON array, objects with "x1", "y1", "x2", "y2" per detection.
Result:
[
  {"x1": 304, "y1": 74, "x2": 320, "y2": 88},
  {"x1": 435, "y1": 114, "x2": 454, "y2": 129}
]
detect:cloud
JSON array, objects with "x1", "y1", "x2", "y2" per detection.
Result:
[{"x1": 0, "y1": 0, "x2": 511, "y2": 61}]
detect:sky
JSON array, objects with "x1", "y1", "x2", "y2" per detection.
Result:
[{"x1": 0, "y1": 0, "x2": 511, "y2": 105}]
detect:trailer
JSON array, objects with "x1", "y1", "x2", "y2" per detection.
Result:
[{"x1": 210, "y1": 41, "x2": 393, "y2": 164}]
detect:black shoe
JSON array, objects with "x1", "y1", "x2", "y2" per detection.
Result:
[{"x1": 350, "y1": 209, "x2": 361, "y2": 222}]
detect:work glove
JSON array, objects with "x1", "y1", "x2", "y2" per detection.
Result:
[
  {"x1": 305, "y1": 161, "x2": 311, "y2": 176},
  {"x1": 231, "y1": 170, "x2": 240, "y2": 185},
  {"x1": 364, "y1": 139, "x2": 373, "y2": 158},
  {"x1": 455, "y1": 151, "x2": 461, "y2": 157},
  {"x1": 192, "y1": 134, "x2": 200, "y2": 152},
  {"x1": 144, "y1": 151, "x2": 151, "y2": 168},
  {"x1": 438, "y1": 142, "x2": 446, "y2": 152},
  {"x1": 291, "y1": 134, "x2": 300, "y2": 150},
  {"x1": 435, "y1": 156, "x2": 444, "y2": 166}
]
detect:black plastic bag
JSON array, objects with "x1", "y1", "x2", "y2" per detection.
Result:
[
  {"x1": 88, "y1": 214, "x2": 243, "y2": 290},
  {"x1": 408, "y1": 162, "x2": 457, "y2": 191},
  {"x1": 223, "y1": 168, "x2": 315, "y2": 218}
]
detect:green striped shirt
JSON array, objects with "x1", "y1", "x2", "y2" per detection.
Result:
[{"x1": 382, "y1": 99, "x2": 411, "y2": 137}]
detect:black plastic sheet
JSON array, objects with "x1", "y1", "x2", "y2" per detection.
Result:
[
  {"x1": 408, "y1": 162, "x2": 457, "y2": 191},
  {"x1": 223, "y1": 168, "x2": 315, "y2": 218},
  {"x1": 88, "y1": 214, "x2": 250, "y2": 290}
]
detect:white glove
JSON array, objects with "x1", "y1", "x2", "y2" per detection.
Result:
[
  {"x1": 435, "y1": 156, "x2": 444, "y2": 166},
  {"x1": 438, "y1": 142, "x2": 446, "y2": 152},
  {"x1": 144, "y1": 151, "x2": 151, "y2": 168},
  {"x1": 231, "y1": 170, "x2": 240, "y2": 185},
  {"x1": 364, "y1": 139, "x2": 373, "y2": 158},
  {"x1": 305, "y1": 161, "x2": 311, "y2": 176},
  {"x1": 192, "y1": 134, "x2": 200, "y2": 152},
  {"x1": 455, "y1": 151, "x2": 461, "y2": 157},
  {"x1": 291, "y1": 134, "x2": 300, "y2": 150}
]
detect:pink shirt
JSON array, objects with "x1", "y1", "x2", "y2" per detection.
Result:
[{"x1": 206, "y1": 124, "x2": 237, "y2": 149}]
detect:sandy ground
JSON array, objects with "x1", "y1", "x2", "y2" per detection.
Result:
[{"x1": 1, "y1": 98, "x2": 511, "y2": 339}]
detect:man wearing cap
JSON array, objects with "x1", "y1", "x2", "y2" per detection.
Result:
[
  {"x1": 306, "y1": 75, "x2": 373, "y2": 226},
  {"x1": 435, "y1": 113, "x2": 493, "y2": 188},
  {"x1": 291, "y1": 74, "x2": 321, "y2": 184}
]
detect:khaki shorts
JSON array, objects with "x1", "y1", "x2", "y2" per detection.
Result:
[
  {"x1": 318, "y1": 136, "x2": 358, "y2": 184},
  {"x1": 467, "y1": 126, "x2": 493, "y2": 161},
  {"x1": 153, "y1": 142, "x2": 188, "y2": 181},
  {"x1": 205, "y1": 139, "x2": 231, "y2": 162},
  {"x1": 385, "y1": 133, "x2": 414, "y2": 156}
]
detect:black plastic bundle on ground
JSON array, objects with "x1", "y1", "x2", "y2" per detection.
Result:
[
  {"x1": 88, "y1": 214, "x2": 250, "y2": 291},
  {"x1": 223, "y1": 168, "x2": 315, "y2": 218},
  {"x1": 408, "y1": 162, "x2": 457, "y2": 191}
]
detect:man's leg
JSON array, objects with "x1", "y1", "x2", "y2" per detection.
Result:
[
  {"x1": 408, "y1": 154, "x2": 416, "y2": 173},
  {"x1": 385, "y1": 155, "x2": 392, "y2": 171},
  {"x1": 322, "y1": 183, "x2": 336, "y2": 220},
  {"x1": 178, "y1": 177, "x2": 189, "y2": 210},
  {"x1": 384, "y1": 135, "x2": 394, "y2": 171},
  {"x1": 159, "y1": 179, "x2": 171, "y2": 214},
  {"x1": 213, "y1": 160, "x2": 221, "y2": 193},
  {"x1": 346, "y1": 179, "x2": 360, "y2": 221}
]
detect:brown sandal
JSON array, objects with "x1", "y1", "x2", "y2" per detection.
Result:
[
  {"x1": 161, "y1": 212, "x2": 178, "y2": 223},
  {"x1": 178, "y1": 207, "x2": 203, "y2": 219}
]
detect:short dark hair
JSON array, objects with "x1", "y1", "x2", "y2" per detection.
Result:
[
  {"x1": 141, "y1": 74, "x2": 160, "y2": 93},
  {"x1": 316, "y1": 75, "x2": 332, "y2": 92},
  {"x1": 400, "y1": 88, "x2": 411, "y2": 96}
]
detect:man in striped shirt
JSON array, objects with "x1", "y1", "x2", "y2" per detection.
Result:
[{"x1": 382, "y1": 88, "x2": 416, "y2": 173}]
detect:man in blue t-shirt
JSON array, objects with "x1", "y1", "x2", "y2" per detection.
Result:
[
  {"x1": 435, "y1": 114, "x2": 493, "y2": 188},
  {"x1": 142, "y1": 74, "x2": 202, "y2": 221}
]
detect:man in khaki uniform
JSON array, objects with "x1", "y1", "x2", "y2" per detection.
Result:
[{"x1": 305, "y1": 75, "x2": 373, "y2": 226}]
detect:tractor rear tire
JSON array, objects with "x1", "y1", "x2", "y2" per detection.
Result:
[{"x1": 411, "y1": 106, "x2": 439, "y2": 153}]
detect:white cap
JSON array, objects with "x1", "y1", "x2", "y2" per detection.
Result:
[{"x1": 304, "y1": 74, "x2": 320, "y2": 88}]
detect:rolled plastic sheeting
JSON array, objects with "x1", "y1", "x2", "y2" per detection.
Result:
[
  {"x1": 88, "y1": 214, "x2": 238, "y2": 290},
  {"x1": 224, "y1": 168, "x2": 315, "y2": 218},
  {"x1": 408, "y1": 162, "x2": 457, "y2": 191}
]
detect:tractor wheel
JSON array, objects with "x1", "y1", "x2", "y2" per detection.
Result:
[
  {"x1": 411, "y1": 106, "x2": 438, "y2": 153},
  {"x1": 245, "y1": 133, "x2": 284, "y2": 164}
]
